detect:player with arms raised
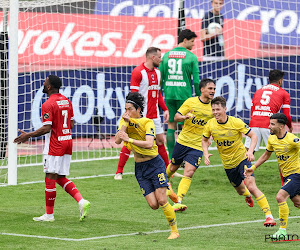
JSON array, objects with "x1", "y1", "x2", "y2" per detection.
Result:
[{"x1": 14, "y1": 75, "x2": 90, "y2": 222}]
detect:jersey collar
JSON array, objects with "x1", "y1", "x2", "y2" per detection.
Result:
[
  {"x1": 278, "y1": 131, "x2": 287, "y2": 140},
  {"x1": 217, "y1": 116, "x2": 228, "y2": 124}
]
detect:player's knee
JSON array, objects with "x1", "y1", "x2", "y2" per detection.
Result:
[
  {"x1": 148, "y1": 202, "x2": 159, "y2": 210},
  {"x1": 293, "y1": 201, "x2": 300, "y2": 208},
  {"x1": 276, "y1": 194, "x2": 285, "y2": 203}
]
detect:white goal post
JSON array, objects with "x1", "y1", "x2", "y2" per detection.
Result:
[{"x1": 0, "y1": 0, "x2": 299, "y2": 185}]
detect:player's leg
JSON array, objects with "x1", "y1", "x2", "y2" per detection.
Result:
[
  {"x1": 291, "y1": 195, "x2": 300, "y2": 209},
  {"x1": 154, "y1": 118, "x2": 169, "y2": 168},
  {"x1": 115, "y1": 145, "x2": 131, "y2": 180},
  {"x1": 242, "y1": 160, "x2": 275, "y2": 226},
  {"x1": 55, "y1": 155, "x2": 90, "y2": 221},
  {"x1": 33, "y1": 155, "x2": 57, "y2": 222},
  {"x1": 272, "y1": 189, "x2": 290, "y2": 239}
]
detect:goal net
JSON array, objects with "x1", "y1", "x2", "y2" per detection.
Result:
[{"x1": 0, "y1": 0, "x2": 299, "y2": 184}]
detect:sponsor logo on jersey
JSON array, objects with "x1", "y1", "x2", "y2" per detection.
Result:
[
  {"x1": 191, "y1": 117, "x2": 207, "y2": 126},
  {"x1": 168, "y1": 51, "x2": 186, "y2": 58},
  {"x1": 56, "y1": 100, "x2": 69, "y2": 106},
  {"x1": 58, "y1": 135, "x2": 72, "y2": 141},
  {"x1": 129, "y1": 121, "x2": 139, "y2": 129},
  {"x1": 150, "y1": 128, "x2": 155, "y2": 135},
  {"x1": 44, "y1": 113, "x2": 49, "y2": 119},
  {"x1": 216, "y1": 139, "x2": 234, "y2": 146},
  {"x1": 276, "y1": 154, "x2": 290, "y2": 161},
  {"x1": 294, "y1": 138, "x2": 299, "y2": 143},
  {"x1": 245, "y1": 124, "x2": 250, "y2": 129}
]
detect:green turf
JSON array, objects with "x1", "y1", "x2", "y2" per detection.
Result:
[{"x1": 0, "y1": 149, "x2": 299, "y2": 249}]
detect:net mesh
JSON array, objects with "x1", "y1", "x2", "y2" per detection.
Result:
[{"x1": 0, "y1": 0, "x2": 299, "y2": 183}]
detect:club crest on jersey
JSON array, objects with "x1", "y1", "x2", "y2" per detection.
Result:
[
  {"x1": 152, "y1": 91, "x2": 156, "y2": 98},
  {"x1": 44, "y1": 113, "x2": 49, "y2": 119},
  {"x1": 151, "y1": 74, "x2": 154, "y2": 80},
  {"x1": 294, "y1": 138, "x2": 299, "y2": 143}
]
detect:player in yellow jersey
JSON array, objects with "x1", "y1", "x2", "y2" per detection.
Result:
[
  {"x1": 245, "y1": 113, "x2": 300, "y2": 239},
  {"x1": 115, "y1": 92, "x2": 179, "y2": 240},
  {"x1": 202, "y1": 96, "x2": 276, "y2": 227},
  {"x1": 165, "y1": 79, "x2": 216, "y2": 212}
]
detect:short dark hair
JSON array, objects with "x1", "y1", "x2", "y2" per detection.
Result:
[
  {"x1": 270, "y1": 113, "x2": 287, "y2": 125},
  {"x1": 146, "y1": 47, "x2": 161, "y2": 58},
  {"x1": 48, "y1": 75, "x2": 62, "y2": 89},
  {"x1": 211, "y1": 96, "x2": 226, "y2": 107},
  {"x1": 269, "y1": 69, "x2": 284, "y2": 83},
  {"x1": 199, "y1": 78, "x2": 215, "y2": 91},
  {"x1": 178, "y1": 29, "x2": 197, "y2": 44},
  {"x1": 126, "y1": 92, "x2": 145, "y2": 114}
]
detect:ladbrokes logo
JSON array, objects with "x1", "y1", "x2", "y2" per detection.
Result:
[{"x1": 216, "y1": 140, "x2": 234, "y2": 147}]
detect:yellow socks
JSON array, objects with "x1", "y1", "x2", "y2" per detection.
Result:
[
  {"x1": 278, "y1": 201, "x2": 289, "y2": 229},
  {"x1": 256, "y1": 194, "x2": 272, "y2": 216},
  {"x1": 161, "y1": 202, "x2": 178, "y2": 233},
  {"x1": 166, "y1": 163, "x2": 175, "y2": 179},
  {"x1": 242, "y1": 187, "x2": 250, "y2": 197},
  {"x1": 177, "y1": 176, "x2": 192, "y2": 202}
]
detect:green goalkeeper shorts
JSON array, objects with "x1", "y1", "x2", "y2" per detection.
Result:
[{"x1": 165, "y1": 99, "x2": 186, "y2": 124}]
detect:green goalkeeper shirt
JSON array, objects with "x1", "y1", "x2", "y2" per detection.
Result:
[{"x1": 159, "y1": 46, "x2": 200, "y2": 100}]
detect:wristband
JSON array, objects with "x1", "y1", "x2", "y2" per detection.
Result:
[
  {"x1": 128, "y1": 138, "x2": 133, "y2": 143},
  {"x1": 251, "y1": 165, "x2": 257, "y2": 171}
]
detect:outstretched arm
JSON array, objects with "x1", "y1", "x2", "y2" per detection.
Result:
[{"x1": 14, "y1": 125, "x2": 52, "y2": 144}]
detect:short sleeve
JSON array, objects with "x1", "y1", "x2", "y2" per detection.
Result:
[
  {"x1": 177, "y1": 99, "x2": 191, "y2": 116},
  {"x1": 145, "y1": 120, "x2": 155, "y2": 137},
  {"x1": 42, "y1": 102, "x2": 53, "y2": 125},
  {"x1": 203, "y1": 120, "x2": 212, "y2": 138}
]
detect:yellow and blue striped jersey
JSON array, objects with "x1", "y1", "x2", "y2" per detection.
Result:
[
  {"x1": 203, "y1": 116, "x2": 251, "y2": 169},
  {"x1": 177, "y1": 97, "x2": 214, "y2": 151},
  {"x1": 118, "y1": 117, "x2": 158, "y2": 156},
  {"x1": 266, "y1": 132, "x2": 300, "y2": 177}
]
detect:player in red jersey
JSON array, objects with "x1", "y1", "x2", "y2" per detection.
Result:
[
  {"x1": 14, "y1": 75, "x2": 90, "y2": 222},
  {"x1": 114, "y1": 47, "x2": 171, "y2": 180},
  {"x1": 245, "y1": 69, "x2": 293, "y2": 184}
]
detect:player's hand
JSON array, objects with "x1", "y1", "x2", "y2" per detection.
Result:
[
  {"x1": 204, "y1": 153, "x2": 212, "y2": 165},
  {"x1": 118, "y1": 131, "x2": 129, "y2": 142},
  {"x1": 244, "y1": 166, "x2": 254, "y2": 178},
  {"x1": 289, "y1": 126, "x2": 293, "y2": 133},
  {"x1": 245, "y1": 151, "x2": 255, "y2": 162},
  {"x1": 185, "y1": 110, "x2": 194, "y2": 120},
  {"x1": 122, "y1": 112, "x2": 130, "y2": 123},
  {"x1": 14, "y1": 129, "x2": 30, "y2": 144},
  {"x1": 163, "y1": 110, "x2": 169, "y2": 123}
]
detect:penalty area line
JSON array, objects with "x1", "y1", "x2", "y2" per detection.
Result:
[{"x1": 1, "y1": 216, "x2": 300, "y2": 242}]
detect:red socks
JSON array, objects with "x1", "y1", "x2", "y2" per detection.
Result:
[
  {"x1": 158, "y1": 144, "x2": 169, "y2": 168},
  {"x1": 116, "y1": 146, "x2": 131, "y2": 174},
  {"x1": 45, "y1": 177, "x2": 56, "y2": 214},
  {"x1": 56, "y1": 177, "x2": 83, "y2": 202}
]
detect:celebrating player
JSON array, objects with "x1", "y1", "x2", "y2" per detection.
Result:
[
  {"x1": 115, "y1": 92, "x2": 179, "y2": 240},
  {"x1": 166, "y1": 79, "x2": 216, "y2": 212},
  {"x1": 14, "y1": 75, "x2": 90, "y2": 222},
  {"x1": 114, "y1": 47, "x2": 170, "y2": 180},
  {"x1": 202, "y1": 96, "x2": 276, "y2": 227},
  {"x1": 245, "y1": 113, "x2": 300, "y2": 239}
]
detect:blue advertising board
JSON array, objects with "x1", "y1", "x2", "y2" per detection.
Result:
[
  {"x1": 18, "y1": 56, "x2": 300, "y2": 135},
  {"x1": 94, "y1": 0, "x2": 300, "y2": 46}
]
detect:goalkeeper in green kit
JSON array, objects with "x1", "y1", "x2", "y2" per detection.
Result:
[{"x1": 159, "y1": 29, "x2": 201, "y2": 160}]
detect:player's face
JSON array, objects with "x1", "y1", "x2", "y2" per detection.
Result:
[
  {"x1": 185, "y1": 38, "x2": 196, "y2": 50},
  {"x1": 269, "y1": 119, "x2": 280, "y2": 135},
  {"x1": 212, "y1": 103, "x2": 226, "y2": 121},
  {"x1": 125, "y1": 103, "x2": 140, "y2": 118},
  {"x1": 42, "y1": 78, "x2": 50, "y2": 94},
  {"x1": 201, "y1": 82, "x2": 216, "y2": 100},
  {"x1": 212, "y1": 0, "x2": 223, "y2": 14},
  {"x1": 152, "y1": 51, "x2": 162, "y2": 67}
]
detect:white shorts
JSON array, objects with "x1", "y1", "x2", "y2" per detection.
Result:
[
  {"x1": 153, "y1": 117, "x2": 164, "y2": 135},
  {"x1": 43, "y1": 154, "x2": 72, "y2": 175},
  {"x1": 244, "y1": 127, "x2": 270, "y2": 151}
]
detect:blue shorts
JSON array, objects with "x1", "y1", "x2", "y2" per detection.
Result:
[
  {"x1": 135, "y1": 155, "x2": 168, "y2": 197},
  {"x1": 171, "y1": 142, "x2": 203, "y2": 168},
  {"x1": 282, "y1": 173, "x2": 300, "y2": 199},
  {"x1": 225, "y1": 159, "x2": 254, "y2": 187}
]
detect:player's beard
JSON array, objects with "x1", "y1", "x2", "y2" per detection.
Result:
[{"x1": 42, "y1": 86, "x2": 47, "y2": 94}]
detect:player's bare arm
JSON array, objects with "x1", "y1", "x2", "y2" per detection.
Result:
[
  {"x1": 245, "y1": 130, "x2": 257, "y2": 161},
  {"x1": 14, "y1": 125, "x2": 51, "y2": 144},
  {"x1": 244, "y1": 150, "x2": 272, "y2": 177},
  {"x1": 119, "y1": 132, "x2": 154, "y2": 149},
  {"x1": 202, "y1": 136, "x2": 213, "y2": 165},
  {"x1": 174, "y1": 110, "x2": 194, "y2": 122}
]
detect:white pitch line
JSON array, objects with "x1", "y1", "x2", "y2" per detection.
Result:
[
  {"x1": 0, "y1": 159, "x2": 279, "y2": 187},
  {"x1": 1, "y1": 216, "x2": 300, "y2": 242}
]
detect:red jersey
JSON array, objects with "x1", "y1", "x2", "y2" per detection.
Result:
[
  {"x1": 42, "y1": 93, "x2": 74, "y2": 156},
  {"x1": 130, "y1": 63, "x2": 167, "y2": 119},
  {"x1": 249, "y1": 84, "x2": 292, "y2": 128}
]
